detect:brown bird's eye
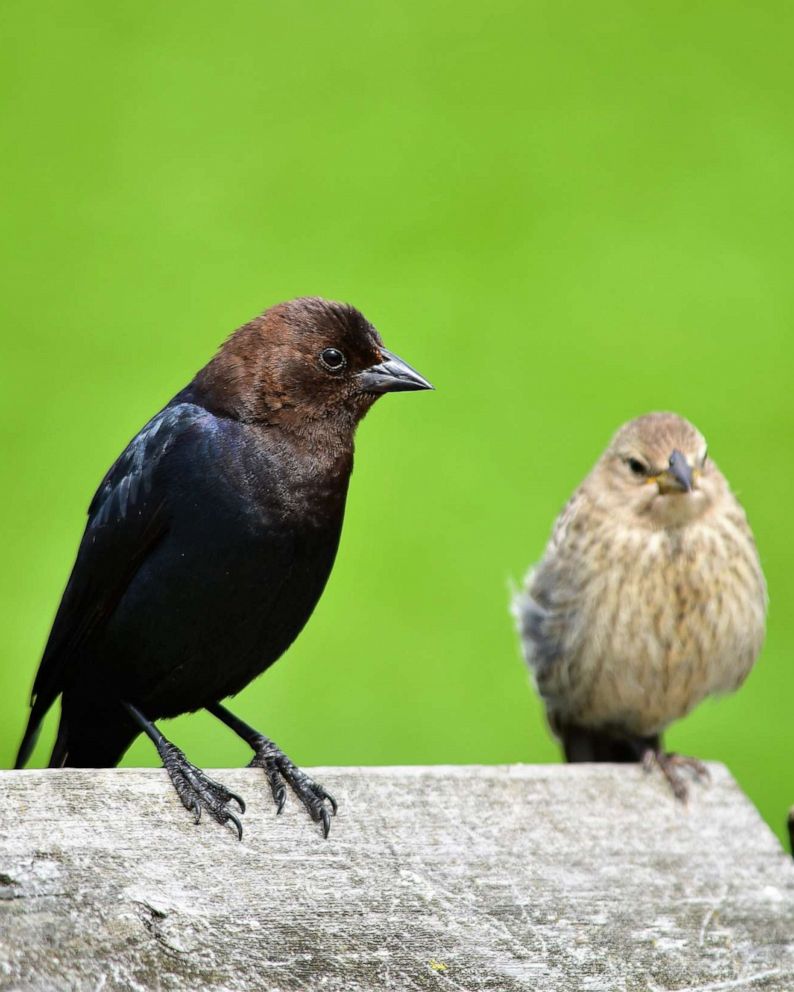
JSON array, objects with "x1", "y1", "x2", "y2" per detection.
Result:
[
  {"x1": 627, "y1": 458, "x2": 647, "y2": 477},
  {"x1": 319, "y1": 347, "x2": 346, "y2": 372}
]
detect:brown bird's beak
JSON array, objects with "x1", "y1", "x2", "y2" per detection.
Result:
[
  {"x1": 657, "y1": 449, "x2": 694, "y2": 494},
  {"x1": 357, "y1": 349, "x2": 433, "y2": 394}
]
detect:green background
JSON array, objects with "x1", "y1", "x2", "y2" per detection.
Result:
[{"x1": 1, "y1": 2, "x2": 791, "y2": 843}]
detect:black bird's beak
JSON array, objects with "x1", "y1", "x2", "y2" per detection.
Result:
[
  {"x1": 658, "y1": 449, "x2": 694, "y2": 494},
  {"x1": 357, "y1": 349, "x2": 433, "y2": 394}
]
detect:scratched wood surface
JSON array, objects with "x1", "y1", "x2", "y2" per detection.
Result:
[{"x1": 1, "y1": 764, "x2": 792, "y2": 992}]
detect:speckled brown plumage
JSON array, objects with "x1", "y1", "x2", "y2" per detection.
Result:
[{"x1": 513, "y1": 412, "x2": 767, "y2": 799}]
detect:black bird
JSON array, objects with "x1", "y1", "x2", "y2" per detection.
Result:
[{"x1": 15, "y1": 297, "x2": 432, "y2": 838}]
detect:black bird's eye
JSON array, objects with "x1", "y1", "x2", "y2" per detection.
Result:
[
  {"x1": 319, "y1": 347, "x2": 346, "y2": 373},
  {"x1": 627, "y1": 458, "x2": 647, "y2": 477}
]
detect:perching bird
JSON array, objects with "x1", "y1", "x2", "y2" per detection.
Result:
[
  {"x1": 15, "y1": 297, "x2": 432, "y2": 838},
  {"x1": 513, "y1": 412, "x2": 766, "y2": 800}
]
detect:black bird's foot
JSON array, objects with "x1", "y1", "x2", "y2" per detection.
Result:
[
  {"x1": 249, "y1": 736, "x2": 337, "y2": 838},
  {"x1": 161, "y1": 741, "x2": 246, "y2": 840},
  {"x1": 204, "y1": 703, "x2": 338, "y2": 838},
  {"x1": 642, "y1": 748, "x2": 710, "y2": 802}
]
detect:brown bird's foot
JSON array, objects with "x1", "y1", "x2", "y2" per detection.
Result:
[
  {"x1": 206, "y1": 702, "x2": 337, "y2": 838},
  {"x1": 124, "y1": 702, "x2": 246, "y2": 840},
  {"x1": 249, "y1": 736, "x2": 338, "y2": 838},
  {"x1": 642, "y1": 748, "x2": 710, "y2": 802}
]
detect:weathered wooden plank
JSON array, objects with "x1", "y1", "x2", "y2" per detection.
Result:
[{"x1": 0, "y1": 764, "x2": 792, "y2": 992}]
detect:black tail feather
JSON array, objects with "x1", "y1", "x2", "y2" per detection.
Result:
[
  {"x1": 553, "y1": 718, "x2": 660, "y2": 764},
  {"x1": 14, "y1": 698, "x2": 50, "y2": 769},
  {"x1": 18, "y1": 694, "x2": 139, "y2": 769}
]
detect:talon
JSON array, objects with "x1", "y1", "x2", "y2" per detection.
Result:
[
  {"x1": 241, "y1": 728, "x2": 339, "y2": 835},
  {"x1": 640, "y1": 748, "x2": 704, "y2": 802},
  {"x1": 228, "y1": 790, "x2": 246, "y2": 814},
  {"x1": 227, "y1": 810, "x2": 244, "y2": 842},
  {"x1": 672, "y1": 755, "x2": 710, "y2": 783},
  {"x1": 193, "y1": 801, "x2": 202, "y2": 825}
]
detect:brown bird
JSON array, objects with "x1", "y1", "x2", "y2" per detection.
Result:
[
  {"x1": 513, "y1": 412, "x2": 767, "y2": 800},
  {"x1": 16, "y1": 297, "x2": 432, "y2": 838}
]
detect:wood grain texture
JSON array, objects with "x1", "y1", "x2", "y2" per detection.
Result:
[{"x1": 1, "y1": 764, "x2": 792, "y2": 992}]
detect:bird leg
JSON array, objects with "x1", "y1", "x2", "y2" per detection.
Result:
[
  {"x1": 124, "y1": 703, "x2": 245, "y2": 840},
  {"x1": 206, "y1": 703, "x2": 338, "y2": 838},
  {"x1": 641, "y1": 746, "x2": 710, "y2": 802}
]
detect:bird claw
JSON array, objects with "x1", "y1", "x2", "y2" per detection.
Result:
[
  {"x1": 161, "y1": 742, "x2": 246, "y2": 840},
  {"x1": 667, "y1": 753, "x2": 710, "y2": 783},
  {"x1": 226, "y1": 809, "x2": 244, "y2": 842},
  {"x1": 249, "y1": 744, "x2": 286, "y2": 813},
  {"x1": 642, "y1": 748, "x2": 709, "y2": 803},
  {"x1": 249, "y1": 737, "x2": 337, "y2": 837}
]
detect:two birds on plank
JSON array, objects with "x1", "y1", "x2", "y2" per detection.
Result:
[{"x1": 14, "y1": 298, "x2": 767, "y2": 838}]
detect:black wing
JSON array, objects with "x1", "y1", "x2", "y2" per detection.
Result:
[{"x1": 15, "y1": 401, "x2": 213, "y2": 767}]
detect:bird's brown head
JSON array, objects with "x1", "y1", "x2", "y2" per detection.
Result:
[
  {"x1": 592, "y1": 412, "x2": 726, "y2": 528},
  {"x1": 193, "y1": 297, "x2": 432, "y2": 430}
]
